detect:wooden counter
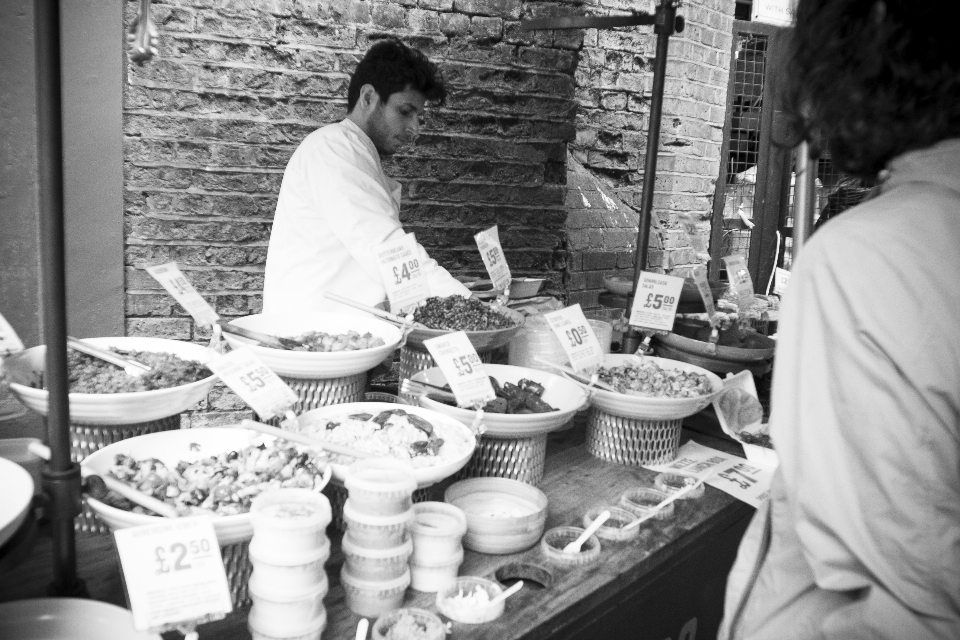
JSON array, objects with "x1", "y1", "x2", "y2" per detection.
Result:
[{"x1": 0, "y1": 418, "x2": 754, "y2": 640}]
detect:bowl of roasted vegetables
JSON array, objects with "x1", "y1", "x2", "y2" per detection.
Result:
[
  {"x1": 655, "y1": 319, "x2": 776, "y2": 362},
  {"x1": 403, "y1": 297, "x2": 524, "y2": 352},
  {"x1": 222, "y1": 312, "x2": 402, "y2": 379},
  {"x1": 413, "y1": 364, "x2": 588, "y2": 438}
]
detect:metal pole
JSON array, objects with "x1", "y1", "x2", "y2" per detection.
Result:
[
  {"x1": 792, "y1": 140, "x2": 817, "y2": 260},
  {"x1": 35, "y1": 0, "x2": 85, "y2": 597}
]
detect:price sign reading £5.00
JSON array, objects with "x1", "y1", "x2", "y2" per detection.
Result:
[
  {"x1": 375, "y1": 233, "x2": 430, "y2": 314},
  {"x1": 146, "y1": 262, "x2": 220, "y2": 327},
  {"x1": 474, "y1": 225, "x2": 512, "y2": 293},
  {"x1": 114, "y1": 517, "x2": 232, "y2": 631},
  {"x1": 628, "y1": 271, "x2": 685, "y2": 331},
  {"x1": 206, "y1": 347, "x2": 298, "y2": 421},
  {"x1": 423, "y1": 331, "x2": 496, "y2": 408},
  {"x1": 544, "y1": 304, "x2": 604, "y2": 372}
]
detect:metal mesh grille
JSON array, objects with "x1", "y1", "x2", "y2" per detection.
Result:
[{"x1": 585, "y1": 407, "x2": 683, "y2": 466}]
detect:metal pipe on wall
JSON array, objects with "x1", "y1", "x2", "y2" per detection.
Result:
[{"x1": 792, "y1": 140, "x2": 817, "y2": 259}]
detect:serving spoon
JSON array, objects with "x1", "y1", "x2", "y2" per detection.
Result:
[
  {"x1": 237, "y1": 419, "x2": 377, "y2": 460},
  {"x1": 564, "y1": 510, "x2": 610, "y2": 553}
]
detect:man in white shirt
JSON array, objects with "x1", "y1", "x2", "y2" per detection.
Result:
[{"x1": 263, "y1": 40, "x2": 470, "y2": 316}]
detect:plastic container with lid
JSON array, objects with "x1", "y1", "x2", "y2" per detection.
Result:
[
  {"x1": 619, "y1": 487, "x2": 675, "y2": 520},
  {"x1": 435, "y1": 576, "x2": 505, "y2": 624},
  {"x1": 343, "y1": 499, "x2": 413, "y2": 550},
  {"x1": 341, "y1": 567, "x2": 411, "y2": 618},
  {"x1": 341, "y1": 535, "x2": 413, "y2": 582},
  {"x1": 248, "y1": 606, "x2": 326, "y2": 640},
  {"x1": 409, "y1": 545, "x2": 464, "y2": 593},
  {"x1": 411, "y1": 501, "x2": 467, "y2": 561},
  {"x1": 540, "y1": 526, "x2": 602, "y2": 565},
  {"x1": 249, "y1": 489, "x2": 332, "y2": 563},
  {"x1": 373, "y1": 607, "x2": 447, "y2": 640},
  {"x1": 248, "y1": 577, "x2": 328, "y2": 635},
  {"x1": 249, "y1": 543, "x2": 330, "y2": 598},
  {"x1": 344, "y1": 458, "x2": 417, "y2": 517},
  {"x1": 654, "y1": 472, "x2": 705, "y2": 500},
  {"x1": 582, "y1": 506, "x2": 640, "y2": 542}
]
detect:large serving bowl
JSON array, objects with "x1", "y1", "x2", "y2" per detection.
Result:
[
  {"x1": 223, "y1": 312, "x2": 402, "y2": 379},
  {"x1": 0, "y1": 598, "x2": 160, "y2": 640},
  {"x1": 655, "y1": 321, "x2": 776, "y2": 362},
  {"x1": 3, "y1": 337, "x2": 217, "y2": 425},
  {"x1": 403, "y1": 305, "x2": 525, "y2": 352},
  {"x1": 414, "y1": 364, "x2": 587, "y2": 438},
  {"x1": 294, "y1": 402, "x2": 476, "y2": 488},
  {"x1": 564, "y1": 354, "x2": 723, "y2": 420},
  {"x1": 0, "y1": 457, "x2": 33, "y2": 548},
  {"x1": 81, "y1": 427, "x2": 332, "y2": 545}
]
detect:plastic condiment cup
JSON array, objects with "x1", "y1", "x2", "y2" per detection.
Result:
[
  {"x1": 345, "y1": 458, "x2": 417, "y2": 517},
  {"x1": 654, "y1": 472, "x2": 705, "y2": 499},
  {"x1": 249, "y1": 489, "x2": 332, "y2": 563},
  {"x1": 582, "y1": 506, "x2": 640, "y2": 542},
  {"x1": 540, "y1": 526, "x2": 601, "y2": 565},
  {"x1": 411, "y1": 501, "x2": 467, "y2": 561},
  {"x1": 248, "y1": 577, "x2": 328, "y2": 635},
  {"x1": 249, "y1": 606, "x2": 327, "y2": 640},
  {"x1": 435, "y1": 576, "x2": 505, "y2": 624},
  {"x1": 409, "y1": 545, "x2": 464, "y2": 593},
  {"x1": 341, "y1": 566, "x2": 411, "y2": 618},
  {"x1": 341, "y1": 535, "x2": 414, "y2": 582},
  {"x1": 343, "y1": 499, "x2": 413, "y2": 550},
  {"x1": 619, "y1": 487, "x2": 676, "y2": 520},
  {"x1": 372, "y1": 607, "x2": 446, "y2": 640},
  {"x1": 249, "y1": 543, "x2": 330, "y2": 598}
]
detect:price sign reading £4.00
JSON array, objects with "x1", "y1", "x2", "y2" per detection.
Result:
[
  {"x1": 146, "y1": 262, "x2": 220, "y2": 327},
  {"x1": 423, "y1": 331, "x2": 496, "y2": 408},
  {"x1": 114, "y1": 517, "x2": 232, "y2": 631},
  {"x1": 628, "y1": 271, "x2": 685, "y2": 331},
  {"x1": 474, "y1": 225, "x2": 512, "y2": 292},
  {"x1": 544, "y1": 304, "x2": 604, "y2": 372},
  {"x1": 375, "y1": 233, "x2": 430, "y2": 314},
  {"x1": 206, "y1": 347, "x2": 298, "y2": 421}
]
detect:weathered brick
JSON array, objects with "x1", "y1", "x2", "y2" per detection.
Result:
[
  {"x1": 453, "y1": 0, "x2": 521, "y2": 19},
  {"x1": 469, "y1": 16, "x2": 503, "y2": 41},
  {"x1": 125, "y1": 318, "x2": 194, "y2": 340}
]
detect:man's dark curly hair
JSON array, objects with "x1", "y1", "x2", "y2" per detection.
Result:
[
  {"x1": 347, "y1": 39, "x2": 447, "y2": 112},
  {"x1": 782, "y1": 0, "x2": 960, "y2": 177}
]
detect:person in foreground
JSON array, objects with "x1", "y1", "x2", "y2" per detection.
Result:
[
  {"x1": 263, "y1": 39, "x2": 469, "y2": 316},
  {"x1": 719, "y1": 1, "x2": 960, "y2": 639}
]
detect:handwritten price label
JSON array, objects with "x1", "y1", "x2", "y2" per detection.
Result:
[
  {"x1": 474, "y1": 225, "x2": 511, "y2": 293},
  {"x1": 772, "y1": 267, "x2": 791, "y2": 297},
  {"x1": 375, "y1": 233, "x2": 430, "y2": 313},
  {"x1": 722, "y1": 254, "x2": 755, "y2": 310},
  {"x1": 0, "y1": 312, "x2": 25, "y2": 357},
  {"x1": 423, "y1": 331, "x2": 495, "y2": 408},
  {"x1": 544, "y1": 304, "x2": 603, "y2": 372},
  {"x1": 114, "y1": 517, "x2": 232, "y2": 631},
  {"x1": 207, "y1": 347, "x2": 298, "y2": 420},
  {"x1": 628, "y1": 271, "x2": 685, "y2": 331},
  {"x1": 146, "y1": 263, "x2": 219, "y2": 327},
  {"x1": 691, "y1": 265, "x2": 718, "y2": 319}
]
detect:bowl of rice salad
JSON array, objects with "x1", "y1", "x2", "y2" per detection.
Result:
[{"x1": 294, "y1": 403, "x2": 477, "y2": 488}]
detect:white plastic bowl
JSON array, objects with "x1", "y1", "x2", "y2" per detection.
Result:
[
  {"x1": 509, "y1": 277, "x2": 545, "y2": 299},
  {"x1": 444, "y1": 477, "x2": 547, "y2": 555},
  {"x1": 81, "y1": 427, "x2": 332, "y2": 545},
  {"x1": 0, "y1": 457, "x2": 34, "y2": 548},
  {"x1": 0, "y1": 598, "x2": 160, "y2": 640},
  {"x1": 3, "y1": 337, "x2": 217, "y2": 425},
  {"x1": 414, "y1": 364, "x2": 588, "y2": 438},
  {"x1": 222, "y1": 312, "x2": 401, "y2": 379},
  {"x1": 564, "y1": 354, "x2": 723, "y2": 420}
]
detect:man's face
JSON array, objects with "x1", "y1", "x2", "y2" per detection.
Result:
[{"x1": 366, "y1": 87, "x2": 426, "y2": 156}]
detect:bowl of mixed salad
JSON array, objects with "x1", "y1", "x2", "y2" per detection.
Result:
[{"x1": 403, "y1": 296, "x2": 525, "y2": 352}]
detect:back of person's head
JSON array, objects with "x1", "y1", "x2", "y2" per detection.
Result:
[
  {"x1": 783, "y1": 0, "x2": 960, "y2": 177},
  {"x1": 347, "y1": 39, "x2": 447, "y2": 112}
]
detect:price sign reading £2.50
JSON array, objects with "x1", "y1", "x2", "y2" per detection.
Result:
[
  {"x1": 628, "y1": 271, "x2": 686, "y2": 331},
  {"x1": 375, "y1": 233, "x2": 430, "y2": 314},
  {"x1": 543, "y1": 304, "x2": 604, "y2": 372},
  {"x1": 474, "y1": 225, "x2": 512, "y2": 293},
  {"x1": 206, "y1": 347, "x2": 298, "y2": 421},
  {"x1": 423, "y1": 331, "x2": 496, "y2": 408},
  {"x1": 114, "y1": 517, "x2": 232, "y2": 631}
]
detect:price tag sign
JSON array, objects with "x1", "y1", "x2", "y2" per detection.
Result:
[
  {"x1": 375, "y1": 233, "x2": 430, "y2": 313},
  {"x1": 543, "y1": 304, "x2": 603, "y2": 372},
  {"x1": 691, "y1": 265, "x2": 717, "y2": 319},
  {"x1": 474, "y1": 225, "x2": 511, "y2": 292},
  {"x1": 628, "y1": 271, "x2": 685, "y2": 331},
  {"x1": 772, "y1": 267, "x2": 791, "y2": 297},
  {"x1": 423, "y1": 331, "x2": 496, "y2": 408},
  {"x1": 114, "y1": 517, "x2": 232, "y2": 631},
  {"x1": 207, "y1": 347, "x2": 298, "y2": 420},
  {"x1": 146, "y1": 263, "x2": 219, "y2": 327},
  {"x1": 722, "y1": 254, "x2": 755, "y2": 310},
  {"x1": 0, "y1": 312, "x2": 25, "y2": 357}
]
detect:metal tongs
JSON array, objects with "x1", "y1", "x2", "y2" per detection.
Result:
[
  {"x1": 533, "y1": 357, "x2": 617, "y2": 392},
  {"x1": 67, "y1": 336, "x2": 152, "y2": 377},
  {"x1": 399, "y1": 378, "x2": 458, "y2": 403},
  {"x1": 214, "y1": 319, "x2": 307, "y2": 351},
  {"x1": 322, "y1": 292, "x2": 427, "y2": 328}
]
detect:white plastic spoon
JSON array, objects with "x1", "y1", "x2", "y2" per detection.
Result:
[
  {"x1": 622, "y1": 477, "x2": 708, "y2": 531},
  {"x1": 564, "y1": 510, "x2": 610, "y2": 553},
  {"x1": 488, "y1": 580, "x2": 524, "y2": 607},
  {"x1": 355, "y1": 618, "x2": 369, "y2": 640}
]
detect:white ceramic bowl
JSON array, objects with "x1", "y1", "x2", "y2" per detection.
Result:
[
  {"x1": 3, "y1": 337, "x2": 217, "y2": 425},
  {"x1": 444, "y1": 477, "x2": 548, "y2": 555},
  {"x1": 222, "y1": 313, "x2": 402, "y2": 379},
  {"x1": 510, "y1": 277, "x2": 545, "y2": 299},
  {"x1": 81, "y1": 427, "x2": 332, "y2": 545},
  {"x1": 0, "y1": 598, "x2": 160, "y2": 640},
  {"x1": 295, "y1": 402, "x2": 477, "y2": 488},
  {"x1": 0, "y1": 457, "x2": 34, "y2": 548},
  {"x1": 414, "y1": 364, "x2": 587, "y2": 438},
  {"x1": 565, "y1": 354, "x2": 723, "y2": 420}
]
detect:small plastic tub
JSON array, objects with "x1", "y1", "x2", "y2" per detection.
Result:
[
  {"x1": 582, "y1": 506, "x2": 640, "y2": 542},
  {"x1": 620, "y1": 487, "x2": 675, "y2": 520},
  {"x1": 249, "y1": 607, "x2": 326, "y2": 640},
  {"x1": 248, "y1": 577, "x2": 328, "y2": 634},
  {"x1": 341, "y1": 566, "x2": 411, "y2": 618},
  {"x1": 540, "y1": 526, "x2": 601, "y2": 565},
  {"x1": 343, "y1": 499, "x2": 413, "y2": 549},
  {"x1": 249, "y1": 543, "x2": 330, "y2": 598},
  {"x1": 654, "y1": 472, "x2": 705, "y2": 499},
  {"x1": 444, "y1": 478, "x2": 548, "y2": 555},
  {"x1": 410, "y1": 545, "x2": 464, "y2": 593},
  {"x1": 345, "y1": 458, "x2": 417, "y2": 517},
  {"x1": 249, "y1": 488, "x2": 332, "y2": 563},
  {"x1": 411, "y1": 502, "x2": 467, "y2": 561},
  {"x1": 341, "y1": 535, "x2": 413, "y2": 582},
  {"x1": 373, "y1": 607, "x2": 446, "y2": 640},
  {"x1": 435, "y1": 576, "x2": 505, "y2": 624}
]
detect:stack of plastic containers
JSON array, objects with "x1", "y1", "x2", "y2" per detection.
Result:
[
  {"x1": 247, "y1": 488, "x2": 333, "y2": 640},
  {"x1": 341, "y1": 458, "x2": 417, "y2": 617},
  {"x1": 409, "y1": 502, "x2": 467, "y2": 592}
]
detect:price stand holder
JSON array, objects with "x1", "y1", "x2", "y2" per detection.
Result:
[
  {"x1": 772, "y1": 267, "x2": 791, "y2": 297},
  {"x1": 690, "y1": 265, "x2": 718, "y2": 319},
  {"x1": 146, "y1": 262, "x2": 220, "y2": 327},
  {"x1": 375, "y1": 233, "x2": 430, "y2": 314},
  {"x1": 423, "y1": 331, "x2": 496, "y2": 408},
  {"x1": 474, "y1": 225, "x2": 512, "y2": 293},
  {"x1": 628, "y1": 271, "x2": 685, "y2": 331},
  {"x1": 114, "y1": 517, "x2": 232, "y2": 634},
  {"x1": 207, "y1": 347, "x2": 298, "y2": 421},
  {"x1": 0, "y1": 312, "x2": 25, "y2": 357},
  {"x1": 543, "y1": 304, "x2": 604, "y2": 372},
  {"x1": 722, "y1": 254, "x2": 755, "y2": 310}
]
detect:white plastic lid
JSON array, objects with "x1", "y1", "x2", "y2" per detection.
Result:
[
  {"x1": 340, "y1": 566, "x2": 412, "y2": 591},
  {"x1": 248, "y1": 571, "x2": 329, "y2": 602},
  {"x1": 250, "y1": 488, "x2": 332, "y2": 530},
  {"x1": 344, "y1": 458, "x2": 417, "y2": 496},
  {"x1": 249, "y1": 534, "x2": 331, "y2": 567},
  {"x1": 341, "y1": 534, "x2": 413, "y2": 561},
  {"x1": 412, "y1": 502, "x2": 467, "y2": 538},
  {"x1": 343, "y1": 499, "x2": 415, "y2": 527},
  {"x1": 249, "y1": 604, "x2": 327, "y2": 638}
]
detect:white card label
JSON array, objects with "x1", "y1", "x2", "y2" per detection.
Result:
[
  {"x1": 691, "y1": 265, "x2": 717, "y2": 318},
  {"x1": 474, "y1": 225, "x2": 511, "y2": 292},
  {"x1": 114, "y1": 517, "x2": 232, "y2": 631},
  {"x1": 544, "y1": 304, "x2": 603, "y2": 372},
  {"x1": 0, "y1": 312, "x2": 25, "y2": 357},
  {"x1": 722, "y1": 254, "x2": 755, "y2": 310},
  {"x1": 146, "y1": 263, "x2": 219, "y2": 327},
  {"x1": 207, "y1": 347, "x2": 298, "y2": 420},
  {"x1": 375, "y1": 233, "x2": 430, "y2": 313},
  {"x1": 772, "y1": 267, "x2": 791, "y2": 297},
  {"x1": 628, "y1": 271, "x2": 685, "y2": 331},
  {"x1": 423, "y1": 331, "x2": 496, "y2": 408}
]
